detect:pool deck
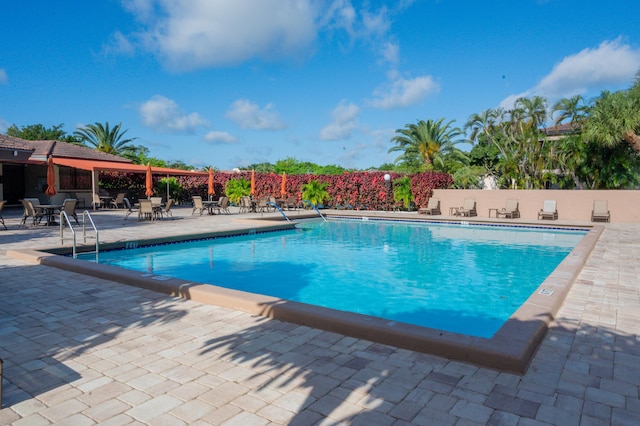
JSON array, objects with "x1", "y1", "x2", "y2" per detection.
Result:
[{"x1": 1, "y1": 206, "x2": 639, "y2": 425}]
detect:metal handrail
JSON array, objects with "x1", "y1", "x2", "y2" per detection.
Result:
[
  {"x1": 266, "y1": 202, "x2": 291, "y2": 222},
  {"x1": 59, "y1": 210, "x2": 99, "y2": 260},
  {"x1": 302, "y1": 200, "x2": 327, "y2": 221}
]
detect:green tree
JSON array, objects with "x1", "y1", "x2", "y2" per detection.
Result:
[
  {"x1": 389, "y1": 118, "x2": 470, "y2": 171},
  {"x1": 551, "y1": 94, "x2": 589, "y2": 126},
  {"x1": 225, "y1": 178, "x2": 251, "y2": 203},
  {"x1": 7, "y1": 123, "x2": 81, "y2": 144},
  {"x1": 74, "y1": 122, "x2": 138, "y2": 156},
  {"x1": 300, "y1": 180, "x2": 329, "y2": 206},
  {"x1": 392, "y1": 176, "x2": 413, "y2": 209},
  {"x1": 583, "y1": 84, "x2": 640, "y2": 153}
]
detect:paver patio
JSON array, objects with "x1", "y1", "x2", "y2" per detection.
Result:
[{"x1": 0, "y1": 206, "x2": 639, "y2": 425}]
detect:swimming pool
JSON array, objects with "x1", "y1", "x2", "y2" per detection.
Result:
[{"x1": 77, "y1": 218, "x2": 586, "y2": 338}]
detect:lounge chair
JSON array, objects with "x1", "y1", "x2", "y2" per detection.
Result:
[
  {"x1": 60, "y1": 198, "x2": 79, "y2": 224},
  {"x1": 456, "y1": 198, "x2": 477, "y2": 217},
  {"x1": 0, "y1": 200, "x2": 7, "y2": 230},
  {"x1": 110, "y1": 192, "x2": 126, "y2": 209},
  {"x1": 192, "y1": 196, "x2": 205, "y2": 215},
  {"x1": 256, "y1": 196, "x2": 269, "y2": 213},
  {"x1": 20, "y1": 199, "x2": 44, "y2": 226},
  {"x1": 123, "y1": 198, "x2": 139, "y2": 220},
  {"x1": 496, "y1": 199, "x2": 520, "y2": 219},
  {"x1": 591, "y1": 200, "x2": 610, "y2": 222},
  {"x1": 418, "y1": 198, "x2": 440, "y2": 215},
  {"x1": 538, "y1": 200, "x2": 558, "y2": 220}
]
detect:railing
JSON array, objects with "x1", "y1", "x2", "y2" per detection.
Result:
[
  {"x1": 302, "y1": 200, "x2": 327, "y2": 221},
  {"x1": 60, "y1": 210, "x2": 99, "y2": 260},
  {"x1": 266, "y1": 202, "x2": 291, "y2": 222}
]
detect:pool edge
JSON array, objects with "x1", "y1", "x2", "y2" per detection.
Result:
[{"x1": 6, "y1": 223, "x2": 600, "y2": 374}]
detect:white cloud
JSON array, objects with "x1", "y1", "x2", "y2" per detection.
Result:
[
  {"x1": 225, "y1": 99, "x2": 286, "y2": 130},
  {"x1": 0, "y1": 118, "x2": 9, "y2": 133},
  {"x1": 369, "y1": 75, "x2": 440, "y2": 109},
  {"x1": 379, "y1": 41, "x2": 399, "y2": 66},
  {"x1": 0, "y1": 68, "x2": 7, "y2": 84},
  {"x1": 500, "y1": 38, "x2": 640, "y2": 108},
  {"x1": 120, "y1": 0, "x2": 319, "y2": 71},
  {"x1": 101, "y1": 31, "x2": 135, "y2": 57},
  {"x1": 139, "y1": 95, "x2": 209, "y2": 132},
  {"x1": 204, "y1": 131, "x2": 238, "y2": 144},
  {"x1": 320, "y1": 100, "x2": 360, "y2": 140}
]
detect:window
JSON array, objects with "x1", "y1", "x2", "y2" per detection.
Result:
[{"x1": 59, "y1": 166, "x2": 92, "y2": 190}]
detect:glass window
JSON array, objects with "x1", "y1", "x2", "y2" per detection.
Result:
[{"x1": 59, "y1": 166, "x2": 92, "y2": 190}]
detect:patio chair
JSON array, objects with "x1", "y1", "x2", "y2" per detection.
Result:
[
  {"x1": 496, "y1": 199, "x2": 520, "y2": 219},
  {"x1": 92, "y1": 193, "x2": 104, "y2": 209},
  {"x1": 60, "y1": 198, "x2": 79, "y2": 225},
  {"x1": 256, "y1": 196, "x2": 270, "y2": 213},
  {"x1": 138, "y1": 199, "x2": 154, "y2": 221},
  {"x1": 160, "y1": 199, "x2": 174, "y2": 220},
  {"x1": 418, "y1": 197, "x2": 441, "y2": 215},
  {"x1": 284, "y1": 196, "x2": 299, "y2": 211},
  {"x1": 110, "y1": 192, "x2": 126, "y2": 209},
  {"x1": 456, "y1": 198, "x2": 477, "y2": 217},
  {"x1": 0, "y1": 200, "x2": 7, "y2": 230},
  {"x1": 20, "y1": 199, "x2": 44, "y2": 226},
  {"x1": 192, "y1": 196, "x2": 205, "y2": 215},
  {"x1": 238, "y1": 196, "x2": 252, "y2": 213},
  {"x1": 591, "y1": 200, "x2": 610, "y2": 222},
  {"x1": 213, "y1": 197, "x2": 230, "y2": 214},
  {"x1": 123, "y1": 198, "x2": 139, "y2": 220},
  {"x1": 538, "y1": 200, "x2": 558, "y2": 220}
]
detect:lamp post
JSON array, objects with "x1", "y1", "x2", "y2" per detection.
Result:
[{"x1": 384, "y1": 173, "x2": 391, "y2": 212}]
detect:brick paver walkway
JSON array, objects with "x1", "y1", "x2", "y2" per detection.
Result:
[{"x1": 0, "y1": 207, "x2": 639, "y2": 425}]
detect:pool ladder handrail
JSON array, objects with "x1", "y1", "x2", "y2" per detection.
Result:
[
  {"x1": 266, "y1": 201, "x2": 291, "y2": 222},
  {"x1": 302, "y1": 200, "x2": 327, "y2": 221},
  {"x1": 60, "y1": 210, "x2": 99, "y2": 260}
]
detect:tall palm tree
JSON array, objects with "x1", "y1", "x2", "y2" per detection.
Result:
[
  {"x1": 551, "y1": 95, "x2": 590, "y2": 126},
  {"x1": 74, "y1": 122, "x2": 138, "y2": 156},
  {"x1": 389, "y1": 118, "x2": 469, "y2": 171}
]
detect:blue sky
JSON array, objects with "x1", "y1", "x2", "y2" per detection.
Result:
[{"x1": 2, "y1": 0, "x2": 640, "y2": 170}]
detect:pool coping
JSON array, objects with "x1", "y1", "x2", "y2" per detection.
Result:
[{"x1": 6, "y1": 218, "x2": 602, "y2": 374}]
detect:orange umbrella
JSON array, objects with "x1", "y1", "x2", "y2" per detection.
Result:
[
  {"x1": 145, "y1": 163, "x2": 153, "y2": 197},
  {"x1": 280, "y1": 172, "x2": 287, "y2": 196},
  {"x1": 250, "y1": 169, "x2": 256, "y2": 195},
  {"x1": 45, "y1": 156, "x2": 57, "y2": 197},
  {"x1": 207, "y1": 168, "x2": 214, "y2": 197}
]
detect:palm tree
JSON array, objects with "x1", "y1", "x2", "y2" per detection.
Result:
[
  {"x1": 300, "y1": 180, "x2": 329, "y2": 207},
  {"x1": 551, "y1": 95, "x2": 589, "y2": 126},
  {"x1": 389, "y1": 118, "x2": 469, "y2": 171},
  {"x1": 74, "y1": 122, "x2": 138, "y2": 156},
  {"x1": 582, "y1": 86, "x2": 640, "y2": 153}
]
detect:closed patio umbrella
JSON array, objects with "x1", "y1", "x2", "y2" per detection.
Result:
[
  {"x1": 145, "y1": 163, "x2": 153, "y2": 197},
  {"x1": 280, "y1": 172, "x2": 286, "y2": 196},
  {"x1": 208, "y1": 168, "x2": 214, "y2": 200},
  {"x1": 250, "y1": 169, "x2": 256, "y2": 195},
  {"x1": 45, "y1": 156, "x2": 57, "y2": 197}
]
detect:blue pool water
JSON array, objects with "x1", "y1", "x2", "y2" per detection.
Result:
[{"x1": 80, "y1": 219, "x2": 586, "y2": 337}]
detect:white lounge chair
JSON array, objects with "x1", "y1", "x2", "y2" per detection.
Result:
[
  {"x1": 496, "y1": 199, "x2": 520, "y2": 219},
  {"x1": 538, "y1": 200, "x2": 558, "y2": 220},
  {"x1": 591, "y1": 200, "x2": 610, "y2": 222}
]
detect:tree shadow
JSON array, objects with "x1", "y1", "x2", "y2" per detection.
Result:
[{"x1": 0, "y1": 263, "x2": 188, "y2": 407}]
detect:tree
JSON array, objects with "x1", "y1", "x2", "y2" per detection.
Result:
[
  {"x1": 392, "y1": 176, "x2": 414, "y2": 209},
  {"x1": 74, "y1": 122, "x2": 138, "y2": 156},
  {"x1": 7, "y1": 123, "x2": 81, "y2": 144},
  {"x1": 582, "y1": 85, "x2": 640, "y2": 153},
  {"x1": 551, "y1": 95, "x2": 589, "y2": 126},
  {"x1": 300, "y1": 180, "x2": 329, "y2": 206},
  {"x1": 225, "y1": 178, "x2": 251, "y2": 203},
  {"x1": 389, "y1": 118, "x2": 470, "y2": 172}
]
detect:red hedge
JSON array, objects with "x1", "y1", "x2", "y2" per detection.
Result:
[{"x1": 100, "y1": 171, "x2": 452, "y2": 210}]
